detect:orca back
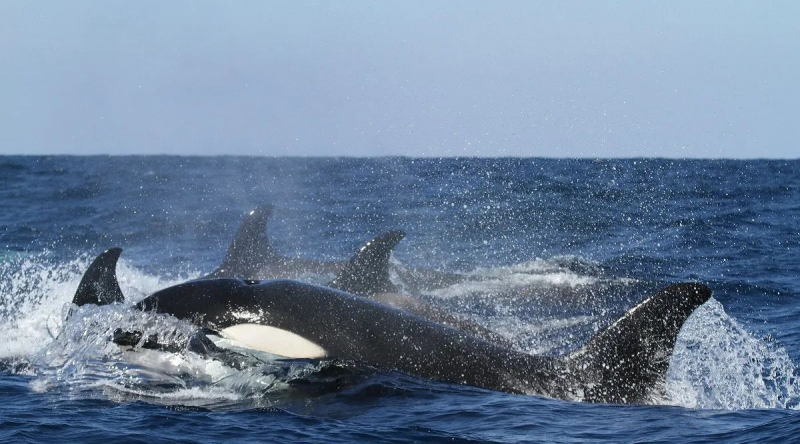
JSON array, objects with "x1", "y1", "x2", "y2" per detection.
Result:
[
  {"x1": 72, "y1": 247, "x2": 125, "y2": 307},
  {"x1": 211, "y1": 205, "x2": 275, "y2": 279},
  {"x1": 328, "y1": 230, "x2": 405, "y2": 296},
  {"x1": 560, "y1": 282, "x2": 712, "y2": 403}
]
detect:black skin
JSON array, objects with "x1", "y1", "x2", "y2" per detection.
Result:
[
  {"x1": 72, "y1": 247, "x2": 712, "y2": 403},
  {"x1": 212, "y1": 215, "x2": 510, "y2": 346},
  {"x1": 133, "y1": 278, "x2": 711, "y2": 403},
  {"x1": 137, "y1": 279, "x2": 559, "y2": 397}
]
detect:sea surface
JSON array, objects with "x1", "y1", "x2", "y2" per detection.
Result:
[{"x1": 1, "y1": 156, "x2": 799, "y2": 443}]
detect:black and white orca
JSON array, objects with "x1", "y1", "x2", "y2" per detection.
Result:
[
  {"x1": 205, "y1": 206, "x2": 514, "y2": 345},
  {"x1": 70, "y1": 248, "x2": 711, "y2": 404}
]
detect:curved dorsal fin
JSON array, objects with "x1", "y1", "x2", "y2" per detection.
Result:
[
  {"x1": 72, "y1": 247, "x2": 125, "y2": 306},
  {"x1": 212, "y1": 205, "x2": 275, "y2": 278},
  {"x1": 328, "y1": 230, "x2": 405, "y2": 296},
  {"x1": 563, "y1": 282, "x2": 712, "y2": 403}
]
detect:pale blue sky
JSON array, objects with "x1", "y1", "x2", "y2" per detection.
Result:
[{"x1": 1, "y1": 1, "x2": 797, "y2": 157}]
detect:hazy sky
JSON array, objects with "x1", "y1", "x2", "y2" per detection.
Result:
[{"x1": 1, "y1": 1, "x2": 797, "y2": 157}]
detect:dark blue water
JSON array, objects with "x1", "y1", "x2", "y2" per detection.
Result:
[{"x1": 1, "y1": 156, "x2": 799, "y2": 442}]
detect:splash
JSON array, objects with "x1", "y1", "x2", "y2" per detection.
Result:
[
  {"x1": 0, "y1": 251, "x2": 197, "y2": 358},
  {"x1": 3, "y1": 251, "x2": 800, "y2": 411},
  {"x1": 424, "y1": 256, "x2": 606, "y2": 300},
  {"x1": 0, "y1": 251, "x2": 90, "y2": 358},
  {"x1": 0, "y1": 251, "x2": 358, "y2": 408},
  {"x1": 667, "y1": 298, "x2": 800, "y2": 410}
]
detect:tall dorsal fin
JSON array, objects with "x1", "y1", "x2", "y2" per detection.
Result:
[
  {"x1": 72, "y1": 247, "x2": 125, "y2": 307},
  {"x1": 212, "y1": 205, "x2": 275, "y2": 278},
  {"x1": 561, "y1": 282, "x2": 712, "y2": 403},
  {"x1": 328, "y1": 230, "x2": 406, "y2": 296}
]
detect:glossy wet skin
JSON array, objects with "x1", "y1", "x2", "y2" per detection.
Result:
[
  {"x1": 138, "y1": 278, "x2": 560, "y2": 396},
  {"x1": 135, "y1": 278, "x2": 711, "y2": 403},
  {"x1": 71, "y1": 243, "x2": 712, "y2": 404}
]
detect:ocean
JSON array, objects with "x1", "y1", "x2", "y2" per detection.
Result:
[{"x1": 1, "y1": 156, "x2": 798, "y2": 443}]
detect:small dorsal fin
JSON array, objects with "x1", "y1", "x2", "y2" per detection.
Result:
[
  {"x1": 212, "y1": 205, "x2": 275, "y2": 278},
  {"x1": 562, "y1": 282, "x2": 712, "y2": 403},
  {"x1": 72, "y1": 247, "x2": 125, "y2": 306},
  {"x1": 328, "y1": 230, "x2": 405, "y2": 296}
]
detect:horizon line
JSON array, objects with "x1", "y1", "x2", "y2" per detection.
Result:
[{"x1": 2, "y1": 153, "x2": 798, "y2": 161}]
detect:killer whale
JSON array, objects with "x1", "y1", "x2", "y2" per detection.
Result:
[
  {"x1": 327, "y1": 230, "x2": 514, "y2": 346},
  {"x1": 71, "y1": 248, "x2": 711, "y2": 403},
  {"x1": 208, "y1": 205, "x2": 344, "y2": 279},
  {"x1": 208, "y1": 205, "x2": 469, "y2": 291},
  {"x1": 206, "y1": 206, "x2": 509, "y2": 344}
]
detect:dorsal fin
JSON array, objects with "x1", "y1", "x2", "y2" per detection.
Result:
[
  {"x1": 72, "y1": 248, "x2": 125, "y2": 306},
  {"x1": 328, "y1": 230, "x2": 406, "y2": 296},
  {"x1": 561, "y1": 283, "x2": 712, "y2": 403},
  {"x1": 212, "y1": 205, "x2": 275, "y2": 278}
]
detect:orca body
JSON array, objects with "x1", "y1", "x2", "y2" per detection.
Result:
[
  {"x1": 136, "y1": 278, "x2": 561, "y2": 396},
  {"x1": 72, "y1": 248, "x2": 712, "y2": 403}
]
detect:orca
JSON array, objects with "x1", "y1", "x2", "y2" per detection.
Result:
[
  {"x1": 327, "y1": 230, "x2": 514, "y2": 347},
  {"x1": 208, "y1": 205, "x2": 472, "y2": 291},
  {"x1": 206, "y1": 207, "x2": 510, "y2": 344},
  {"x1": 70, "y1": 248, "x2": 712, "y2": 404},
  {"x1": 207, "y1": 205, "x2": 344, "y2": 279}
]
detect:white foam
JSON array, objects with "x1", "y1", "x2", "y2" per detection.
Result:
[
  {"x1": 429, "y1": 272, "x2": 600, "y2": 300},
  {"x1": 0, "y1": 252, "x2": 89, "y2": 357},
  {"x1": 423, "y1": 259, "x2": 603, "y2": 300},
  {"x1": 0, "y1": 251, "x2": 197, "y2": 358},
  {"x1": 666, "y1": 298, "x2": 800, "y2": 409},
  {"x1": 470, "y1": 256, "x2": 591, "y2": 275}
]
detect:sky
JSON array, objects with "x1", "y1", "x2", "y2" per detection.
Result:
[{"x1": 0, "y1": 1, "x2": 797, "y2": 158}]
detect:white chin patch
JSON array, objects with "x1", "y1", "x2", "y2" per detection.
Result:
[{"x1": 220, "y1": 323, "x2": 327, "y2": 359}]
